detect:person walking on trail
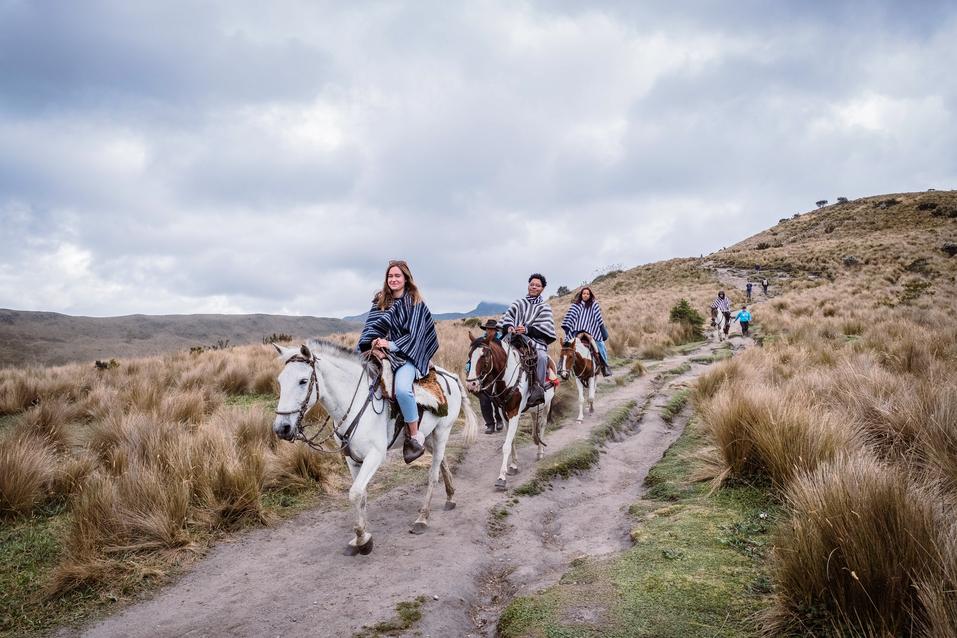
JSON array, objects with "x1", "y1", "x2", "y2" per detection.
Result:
[
  {"x1": 735, "y1": 305, "x2": 752, "y2": 336},
  {"x1": 761, "y1": 278, "x2": 769, "y2": 295},
  {"x1": 560, "y1": 286, "x2": 612, "y2": 377},
  {"x1": 745, "y1": 281, "x2": 753, "y2": 302},
  {"x1": 501, "y1": 273, "x2": 557, "y2": 409},
  {"x1": 357, "y1": 260, "x2": 439, "y2": 464},
  {"x1": 710, "y1": 290, "x2": 732, "y2": 337},
  {"x1": 476, "y1": 319, "x2": 506, "y2": 435}
]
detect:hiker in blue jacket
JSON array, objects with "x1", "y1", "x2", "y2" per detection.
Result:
[{"x1": 735, "y1": 305, "x2": 752, "y2": 336}]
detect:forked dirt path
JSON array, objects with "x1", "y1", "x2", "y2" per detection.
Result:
[{"x1": 68, "y1": 317, "x2": 758, "y2": 637}]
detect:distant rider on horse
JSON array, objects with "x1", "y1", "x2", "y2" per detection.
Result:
[
  {"x1": 357, "y1": 260, "x2": 438, "y2": 463},
  {"x1": 710, "y1": 290, "x2": 732, "y2": 337},
  {"x1": 500, "y1": 273, "x2": 557, "y2": 408},
  {"x1": 560, "y1": 286, "x2": 612, "y2": 376}
]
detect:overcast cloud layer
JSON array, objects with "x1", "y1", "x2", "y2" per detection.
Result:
[{"x1": 1, "y1": 0, "x2": 955, "y2": 317}]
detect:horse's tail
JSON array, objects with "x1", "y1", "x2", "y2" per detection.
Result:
[{"x1": 452, "y1": 373, "x2": 478, "y2": 445}]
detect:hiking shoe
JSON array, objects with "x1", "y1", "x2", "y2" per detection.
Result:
[
  {"x1": 484, "y1": 424, "x2": 496, "y2": 435},
  {"x1": 495, "y1": 421, "x2": 504, "y2": 432},
  {"x1": 403, "y1": 432, "x2": 426, "y2": 464}
]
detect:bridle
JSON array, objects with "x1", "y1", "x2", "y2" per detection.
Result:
[
  {"x1": 558, "y1": 337, "x2": 589, "y2": 379},
  {"x1": 274, "y1": 353, "x2": 382, "y2": 461},
  {"x1": 467, "y1": 337, "x2": 521, "y2": 401}
]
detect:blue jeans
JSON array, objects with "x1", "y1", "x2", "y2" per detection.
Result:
[
  {"x1": 394, "y1": 362, "x2": 420, "y2": 423},
  {"x1": 596, "y1": 340, "x2": 608, "y2": 364}
]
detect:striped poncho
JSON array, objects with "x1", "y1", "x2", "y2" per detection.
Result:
[
  {"x1": 357, "y1": 294, "x2": 439, "y2": 375},
  {"x1": 710, "y1": 296, "x2": 731, "y2": 313},
  {"x1": 500, "y1": 295, "x2": 557, "y2": 346},
  {"x1": 561, "y1": 301, "x2": 609, "y2": 343}
]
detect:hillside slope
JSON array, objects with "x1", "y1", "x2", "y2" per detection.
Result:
[{"x1": 0, "y1": 310, "x2": 359, "y2": 368}]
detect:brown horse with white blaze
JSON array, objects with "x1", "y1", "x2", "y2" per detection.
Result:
[
  {"x1": 465, "y1": 328, "x2": 553, "y2": 490},
  {"x1": 557, "y1": 333, "x2": 597, "y2": 422}
]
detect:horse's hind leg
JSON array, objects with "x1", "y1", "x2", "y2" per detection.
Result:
[
  {"x1": 346, "y1": 450, "x2": 382, "y2": 556},
  {"x1": 440, "y1": 459, "x2": 456, "y2": 510},
  {"x1": 413, "y1": 423, "x2": 451, "y2": 533}
]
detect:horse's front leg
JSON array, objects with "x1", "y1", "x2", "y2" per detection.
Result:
[
  {"x1": 346, "y1": 449, "x2": 383, "y2": 556},
  {"x1": 497, "y1": 414, "x2": 520, "y2": 490},
  {"x1": 588, "y1": 375, "x2": 596, "y2": 414},
  {"x1": 576, "y1": 376, "x2": 585, "y2": 422}
]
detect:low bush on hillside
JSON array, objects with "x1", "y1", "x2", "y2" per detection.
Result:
[{"x1": 668, "y1": 299, "x2": 705, "y2": 343}]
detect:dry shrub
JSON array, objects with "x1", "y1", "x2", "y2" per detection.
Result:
[
  {"x1": 13, "y1": 396, "x2": 83, "y2": 450},
  {"x1": 767, "y1": 455, "x2": 957, "y2": 637},
  {"x1": 701, "y1": 383, "x2": 861, "y2": 489},
  {"x1": 0, "y1": 373, "x2": 41, "y2": 414},
  {"x1": 266, "y1": 442, "x2": 343, "y2": 494},
  {"x1": 251, "y1": 370, "x2": 277, "y2": 395},
  {"x1": 81, "y1": 382, "x2": 120, "y2": 422},
  {"x1": 917, "y1": 385, "x2": 957, "y2": 492},
  {"x1": 692, "y1": 357, "x2": 742, "y2": 404},
  {"x1": 159, "y1": 389, "x2": 208, "y2": 425},
  {"x1": 0, "y1": 435, "x2": 57, "y2": 518},
  {"x1": 639, "y1": 342, "x2": 668, "y2": 360},
  {"x1": 227, "y1": 406, "x2": 275, "y2": 452},
  {"x1": 218, "y1": 363, "x2": 250, "y2": 395}
]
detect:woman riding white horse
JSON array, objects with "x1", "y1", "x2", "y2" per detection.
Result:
[
  {"x1": 272, "y1": 261, "x2": 477, "y2": 554},
  {"x1": 358, "y1": 260, "x2": 438, "y2": 463}
]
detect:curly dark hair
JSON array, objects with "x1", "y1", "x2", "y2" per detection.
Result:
[{"x1": 528, "y1": 273, "x2": 547, "y2": 288}]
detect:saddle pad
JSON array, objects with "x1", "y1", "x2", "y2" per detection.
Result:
[{"x1": 379, "y1": 365, "x2": 449, "y2": 417}]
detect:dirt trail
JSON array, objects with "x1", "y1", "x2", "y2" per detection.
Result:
[{"x1": 65, "y1": 317, "x2": 757, "y2": 637}]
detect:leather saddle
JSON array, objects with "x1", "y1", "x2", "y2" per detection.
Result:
[{"x1": 364, "y1": 358, "x2": 449, "y2": 419}]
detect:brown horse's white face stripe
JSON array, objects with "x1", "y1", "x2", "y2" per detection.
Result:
[{"x1": 466, "y1": 343, "x2": 490, "y2": 393}]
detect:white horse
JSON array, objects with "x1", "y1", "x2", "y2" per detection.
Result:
[
  {"x1": 556, "y1": 335, "x2": 597, "y2": 423},
  {"x1": 712, "y1": 310, "x2": 730, "y2": 342},
  {"x1": 272, "y1": 340, "x2": 478, "y2": 555},
  {"x1": 465, "y1": 334, "x2": 553, "y2": 490}
]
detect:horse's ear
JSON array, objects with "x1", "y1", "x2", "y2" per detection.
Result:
[
  {"x1": 300, "y1": 344, "x2": 313, "y2": 360},
  {"x1": 273, "y1": 344, "x2": 294, "y2": 359},
  {"x1": 468, "y1": 330, "x2": 476, "y2": 342}
]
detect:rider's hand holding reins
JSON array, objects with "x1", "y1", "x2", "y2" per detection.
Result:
[{"x1": 514, "y1": 325, "x2": 527, "y2": 335}]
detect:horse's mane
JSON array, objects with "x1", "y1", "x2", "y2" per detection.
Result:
[{"x1": 306, "y1": 338, "x2": 365, "y2": 365}]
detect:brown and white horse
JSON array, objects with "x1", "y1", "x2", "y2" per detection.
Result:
[
  {"x1": 465, "y1": 330, "x2": 553, "y2": 490},
  {"x1": 557, "y1": 334, "x2": 597, "y2": 422}
]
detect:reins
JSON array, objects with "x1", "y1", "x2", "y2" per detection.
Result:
[{"x1": 275, "y1": 353, "x2": 382, "y2": 462}]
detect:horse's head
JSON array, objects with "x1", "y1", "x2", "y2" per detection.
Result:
[
  {"x1": 465, "y1": 330, "x2": 503, "y2": 394},
  {"x1": 557, "y1": 339, "x2": 576, "y2": 380},
  {"x1": 272, "y1": 343, "x2": 319, "y2": 441}
]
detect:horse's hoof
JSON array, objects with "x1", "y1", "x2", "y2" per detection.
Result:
[
  {"x1": 357, "y1": 537, "x2": 374, "y2": 555},
  {"x1": 410, "y1": 521, "x2": 428, "y2": 535},
  {"x1": 576, "y1": 418, "x2": 583, "y2": 423},
  {"x1": 444, "y1": 501, "x2": 456, "y2": 511},
  {"x1": 536, "y1": 451, "x2": 544, "y2": 461},
  {"x1": 507, "y1": 466, "x2": 519, "y2": 476},
  {"x1": 495, "y1": 478, "x2": 507, "y2": 491}
]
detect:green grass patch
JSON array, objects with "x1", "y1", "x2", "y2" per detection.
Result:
[
  {"x1": 673, "y1": 340, "x2": 708, "y2": 354},
  {"x1": 355, "y1": 595, "x2": 428, "y2": 637},
  {"x1": 500, "y1": 419, "x2": 778, "y2": 637},
  {"x1": 515, "y1": 402, "x2": 637, "y2": 496},
  {"x1": 661, "y1": 390, "x2": 689, "y2": 424},
  {"x1": 660, "y1": 362, "x2": 691, "y2": 378}
]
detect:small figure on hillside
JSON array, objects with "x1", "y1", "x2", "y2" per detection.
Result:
[
  {"x1": 357, "y1": 260, "x2": 438, "y2": 464},
  {"x1": 735, "y1": 305, "x2": 752, "y2": 336},
  {"x1": 501, "y1": 273, "x2": 558, "y2": 408},
  {"x1": 745, "y1": 281, "x2": 753, "y2": 302},
  {"x1": 561, "y1": 286, "x2": 612, "y2": 377},
  {"x1": 761, "y1": 278, "x2": 769, "y2": 295},
  {"x1": 710, "y1": 291, "x2": 733, "y2": 337},
  {"x1": 475, "y1": 319, "x2": 507, "y2": 435}
]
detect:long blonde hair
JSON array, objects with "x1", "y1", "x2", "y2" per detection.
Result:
[{"x1": 374, "y1": 260, "x2": 423, "y2": 310}]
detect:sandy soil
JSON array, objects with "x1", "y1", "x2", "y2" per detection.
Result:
[{"x1": 61, "y1": 288, "x2": 760, "y2": 638}]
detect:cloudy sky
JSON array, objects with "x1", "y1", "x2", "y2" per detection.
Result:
[{"x1": 1, "y1": 1, "x2": 955, "y2": 318}]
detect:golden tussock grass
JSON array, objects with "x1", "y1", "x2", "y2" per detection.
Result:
[
  {"x1": 766, "y1": 454, "x2": 957, "y2": 637},
  {"x1": 0, "y1": 434, "x2": 58, "y2": 519}
]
